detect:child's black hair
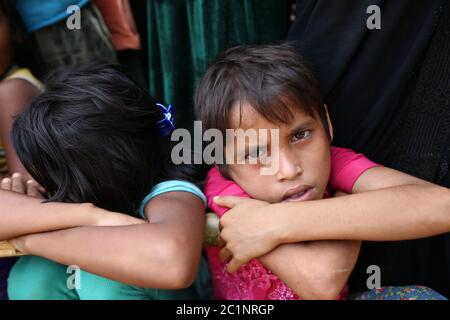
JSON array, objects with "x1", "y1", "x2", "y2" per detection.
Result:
[
  {"x1": 0, "y1": 0, "x2": 39, "y2": 74},
  {"x1": 12, "y1": 63, "x2": 205, "y2": 215},
  {"x1": 195, "y1": 42, "x2": 328, "y2": 136}
]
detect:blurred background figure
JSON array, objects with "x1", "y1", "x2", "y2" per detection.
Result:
[
  {"x1": 287, "y1": 0, "x2": 450, "y2": 296},
  {"x1": 94, "y1": 0, "x2": 145, "y2": 87},
  {"x1": 14, "y1": 0, "x2": 117, "y2": 77},
  {"x1": 13, "y1": 0, "x2": 293, "y2": 130},
  {"x1": 0, "y1": 0, "x2": 43, "y2": 178},
  {"x1": 0, "y1": 0, "x2": 44, "y2": 300}
]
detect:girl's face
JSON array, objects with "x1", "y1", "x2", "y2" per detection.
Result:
[
  {"x1": 224, "y1": 102, "x2": 332, "y2": 203},
  {"x1": 0, "y1": 13, "x2": 14, "y2": 74}
]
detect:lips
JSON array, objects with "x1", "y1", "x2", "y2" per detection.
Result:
[{"x1": 282, "y1": 185, "x2": 314, "y2": 202}]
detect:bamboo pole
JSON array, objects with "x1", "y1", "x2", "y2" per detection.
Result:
[{"x1": 0, "y1": 241, "x2": 24, "y2": 257}]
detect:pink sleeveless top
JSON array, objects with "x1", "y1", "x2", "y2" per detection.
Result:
[{"x1": 204, "y1": 147, "x2": 379, "y2": 300}]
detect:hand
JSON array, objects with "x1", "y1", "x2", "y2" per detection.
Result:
[
  {"x1": 1, "y1": 172, "x2": 46, "y2": 199},
  {"x1": 213, "y1": 196, "x2": 284, "y2": 273}
]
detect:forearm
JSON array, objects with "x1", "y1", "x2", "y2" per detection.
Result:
[
  {"x1": 0, "y1": 190, "x2": 100, "y2": 240},
  {"x1": 20, "y1": 222, "x2": 203, "y2": 289},
  {"x1": 277, "y1": 184, "x2": 450, "y2": 243},
  {"x1": 0, "y1": 125, "x2": 27, "y2": 176},
  {"x1": 259, "y1": 240, "x2": 360, "y2": 300}
]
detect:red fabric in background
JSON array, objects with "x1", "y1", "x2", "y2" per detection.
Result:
[{"x1": 94, "y1": 0, "x2": 141, "y2": 50}]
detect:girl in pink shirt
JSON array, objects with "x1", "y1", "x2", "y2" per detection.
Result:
[
  {"x1": 195, "y1": 43, "x2": 450, "y2": 300},
  {"x1": 204, "y1": 147, "x2": 377, "y2": 300}
]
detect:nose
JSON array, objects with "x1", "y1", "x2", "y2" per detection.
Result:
[{"x1": 276, "y1": 149, "x2": 303, "y2": 181}]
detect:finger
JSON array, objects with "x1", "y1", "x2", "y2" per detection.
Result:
[
  {"x1": 227, "y1": 258, "x2": 244, "y2": 273},
  {"x1": 219, "y1": 247, "x2": 232, "y2": 263},
  {"x1": 26, "y1": 180, "x2": 41, "y2": 197},
  {"x1": 38, "y1": 185, "x2": 47, "y2": 194},
  {"x1": 1, "y1": 178, "x2": 12, "y2": 191},
  {"x1": 11, "y1": 173, "x2": 24, "y2": 194},
  {"x1": 213, "y1": 196, "x2": 246, "y2": 209},
  {"x1": 28, "y1": 179, "x2": 47, "y2": 196}
]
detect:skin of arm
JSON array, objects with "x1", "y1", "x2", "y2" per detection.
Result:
[
  {"x1": 0, "y1": 189, "x2": 105, "y2": 240},
  {"x1": 259, "y1": 191, "x2": 360, "y2": 300},
  {"x1": 282, "y1": 167, "x2": 450, "y2": 241},
  {"x1": 0, "y1": 79, "x2": 39, "y2": 177},
  {"x1": 259, "y1": 240, "x2": 360, "y2": 300},
  {"x1": 215, "y1": 166, "x2": 450, "y2": 272},
  {"x1": 10, "y1": 192, "x2": 206, "y2": 289},
  {"x1": 0, "y1": 173, "x2": 146, "y2": 240},
  {"x1": 219, "y1": 190, "x2": 360, "y2": 300}
]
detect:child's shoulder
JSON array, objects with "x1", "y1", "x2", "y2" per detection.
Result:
[
  {"x1": 138, "y1": 179, "x2": 207, "y2": 218},
  {"x1": 329, "y1": 146, "x2": 380, "y2": 194},
  {"x1": 0, "y1": 78, "x2": 37, "y2": 107},
  {"x1": 2, "y1": 68, "x2": 44, "y2": 93},
  {"x1": 0, "y1": 77, "x2": 40, "y2": 103},
  {"x1": 330, "y1": 146, "x2": 361, "y2": 159},
  {"x1": 204, "y1": 166, "x2": 243, "y2": 197},
  {"x1": 204, "y1": 166, "x2": 248, "y2": 213},
  {"x1": 330, "y1": 146, "x2": 374, "y2": 167}
]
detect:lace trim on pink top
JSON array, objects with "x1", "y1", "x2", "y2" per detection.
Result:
[
  {"x1": 208, "y1": 249, "x2": 349, "y2": 300},
  {"x1": 210, "y1": 257, "x2": 299, "y2": 300}
]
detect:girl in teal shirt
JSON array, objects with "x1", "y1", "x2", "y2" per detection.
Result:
[{"x1": 0, "y1": 63, "x2": 211, "y2": 300}]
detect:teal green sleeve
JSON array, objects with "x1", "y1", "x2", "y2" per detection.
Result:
[{"x1": 138, "y1": 180, "x2": 207, "y2": 218}]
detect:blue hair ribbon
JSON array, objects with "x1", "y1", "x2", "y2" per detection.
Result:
[{"x1": 156, "y1": 103, "x2": 175, "y2": 136}]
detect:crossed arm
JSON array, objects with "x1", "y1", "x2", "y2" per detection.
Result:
[
  {"x1": 215, "y1": 167, "x2": 450, "y2": 299},
  {"x1": 215, "y1": 189, "x2": 359, "y2": 300},
  {"x1": 258, "y1": 239, "x2": 360, "y2": 299},
  {"x1": 0, "y1": 186, "x2": 205, "y2": 289}
]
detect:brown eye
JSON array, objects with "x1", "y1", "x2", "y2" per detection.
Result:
[
  {"x1": 292, "y1": 130, "x2": 311, "y2": 142},
  {"x1": 244, "y1": 146, "x2": 266, "y2": 161}
]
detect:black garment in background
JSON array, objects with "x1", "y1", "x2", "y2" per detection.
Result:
[
  {"x1": 127, "y1": 0, "x2": 150, "y2": 88},
  {"x1": 288, "y1": 0, "x2": 450, "y2": 296}
]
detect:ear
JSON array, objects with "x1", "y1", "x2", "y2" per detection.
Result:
[{"x1": 324, "y1": 104, "x2": 334, "y2": 142}]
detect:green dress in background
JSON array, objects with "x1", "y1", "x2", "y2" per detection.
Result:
[
  {"x1": 8, "y1": 254, "x2": 212, "y2": 300},
  {"x1": 147, "y1": 0, "x2": 291, "y2": 130}
]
